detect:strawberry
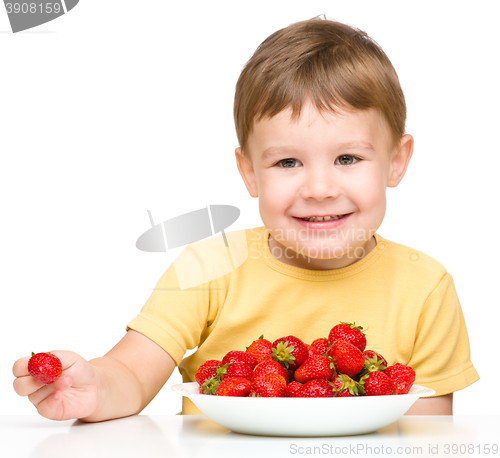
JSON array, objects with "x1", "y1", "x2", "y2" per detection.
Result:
[
  {"x1": 360, "y1": 370, "x2": 396, "y2": 396},
  {"x1": 252, "y1": 358, "x2": 288, "y2": 382},
  {"x1": 327, "y1": 340, "x2": 364, "y2": 378},
  {"x1": 309, "y1": 338, "x2": 329, "y2": 356},
  {"x1": 195, "y1": 360, "x2": 222, "y2": 385},
  {"x1": 246, "y1": 335, "x2": 272, "y2": 363},
  {"x1": 222, "y1": 350, "x2": 258, "y2": 370},
  {"x1": 298, "y1": 379, "x2": 334, "y2": 398},
  {"x1": 271, "y1": 335, "x2": 309, "y2": 370},
  {"x1": 385, "y1": 363, "x2": 416, "y2": 394},
  {"x1": 284, "y1": 381, "x2": 303, "y2": 397},
  {"x1": 331, "y1": 374, "x2": 362, "y2": 397},
  {"x1": 250, "y1": 373, "x2": 287, "y2": 397},
  {"x1": 216, "y1": 377, "x2": 252, "y2": 397},
  {"x1": 294, "y1": 355, "x2": 335, "y2": 383},
  {"x1": 27, "y1": 352, "x2": 62, "y2": 385},
  {"x1": 328, "y1": 322, "x2": 367, "y2": 351},
  {"x1": 223, "y1": 362, "x2": 253, "y2": 381},
  {"x1": 361, "y1": 350, "x2": 388, "y2": 373}
]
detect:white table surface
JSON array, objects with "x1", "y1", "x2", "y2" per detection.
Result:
[{"x1": 1, "y1": 415, "x2": 499, "y2": 458}]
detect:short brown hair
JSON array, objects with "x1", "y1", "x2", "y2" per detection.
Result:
[{"x1": 234, "y1": 15, "x2": 407, "y2": 157}]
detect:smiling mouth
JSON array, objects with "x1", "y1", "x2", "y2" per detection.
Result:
[{"x1": 296, "y1": 214, "x2": 349, "y2": 222}]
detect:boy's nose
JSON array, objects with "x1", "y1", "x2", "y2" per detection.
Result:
[{"x1": 299, "y1": 169, "x2": 342, "y2": 201}]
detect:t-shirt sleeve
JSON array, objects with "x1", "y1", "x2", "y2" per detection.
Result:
[
  {"x1": 408, "y1": 272, "x2": 480, "y2": 397},
  {"x1": 126, "y1": 243, "x2": 224, "y2": 366}
]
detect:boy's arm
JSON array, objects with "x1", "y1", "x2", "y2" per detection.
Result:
[
  {"x1": 404, "y1": 393, "x2": 453, "y2": 415},
  {"x1": 80, "y1": 329, "x2": 176, "y2": 422}
]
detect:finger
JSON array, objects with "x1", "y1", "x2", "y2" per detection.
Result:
[
  {"x1": 48, "y1": 350, "x2": 79, "y2": 371},
  {"x1": 13, "y1": 374, "x2": 45, "y2": 397},
  {"x1": 27, "y1": 375, "x2": 72, "y2": 407},
  {"x1": 12, "y1": 357, "x2": 30, "y2": 377},
  {"x1": 36, "y1": 389, "x2": 64, "y2": 421}
]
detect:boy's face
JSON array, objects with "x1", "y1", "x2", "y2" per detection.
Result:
[{"x1": 235, "y1": 100, "x2": 413, "y2": 270}]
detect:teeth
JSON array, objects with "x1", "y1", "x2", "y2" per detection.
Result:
[{"x1": 300, "y1": 215, "x2": 345, "y2": 222}]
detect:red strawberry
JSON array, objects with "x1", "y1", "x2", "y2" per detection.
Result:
[
  {"x1": 224, "y1": 362, "x2": 253, "y2": 381},
  {"x1": 298, "y1": 379, "x2": 334, "y2": 398},
  {"x1": 246, "y1": 335, "x2": 272, "y2": 363},
  {"x1": 360, "y1": 370, "x2": 396, "y2": 396},
  {"x1": 327, "y1": 340, "x2": 364, "y2": 378},
  {"x1": 328, "y1": 322, "x2": 367, "y2": 351},
  {"x1": 284, "y1": 381, "x2": 303, "y2": 397},
  {"x1": 331, "y1": 374, "x2": 362, "y2": 397},
  {"x1": 216, "y1": 377, "x2": 252, "y2": 397},
  {"x1": 252, "y1": 358, "x2": 288, "y2": 382},
  {"x1": 197, "y1": 367, "x2": 220, "y2": 393},
  {"x1": 294, "y1": 355, "x2": 335, "y2": 383},
  {"x1": 250, "y1": 373, "x2": 287, "y2": 397},
  {"x1": 362, "y1": 350, "x2": 388, "y2": 373},
  {"x1": 309, "y1": 338, "x2": 329, "y2": 356},
  {"x1": 222, "y1": 350, "x2": 258, "y2": 370},
  {"x1": 385, "y1": 363, "x2": 416, "y2": 394},
  {"x1": 195, "y1": 360, "x2": 221, "y2": 385},
  {"x1": 271, "y1": 335, "x2": 308, "y2": 370},
  {"x1": 27, "y1": 352, "x2": 62, "y2": 385}
]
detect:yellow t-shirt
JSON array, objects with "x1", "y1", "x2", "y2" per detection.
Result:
[{"x1": 127, "y1": 226, "x2": 479, "y2": 415}]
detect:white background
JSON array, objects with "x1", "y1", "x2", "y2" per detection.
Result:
[{"x1": 1, "y1": 0, "x2": 498, "y2": 417}]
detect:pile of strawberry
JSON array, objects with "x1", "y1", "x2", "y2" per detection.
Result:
[{"x1": 195, "y1": 322, "x2": 415, "y2": 398}]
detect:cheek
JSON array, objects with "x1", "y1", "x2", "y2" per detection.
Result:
[
  {"x1": 259, "y1": 172, "x2": 294, "y2": 201},
  {"x1": 352, "y1": 170, "x2": 387, "y2": 211}
]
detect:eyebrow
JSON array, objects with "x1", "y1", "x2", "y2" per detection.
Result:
[{"x1": 261, "y1": 141, "x2": 376, "y2": 161}]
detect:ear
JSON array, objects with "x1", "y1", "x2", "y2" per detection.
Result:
[
  {"x1": 235, "y1": 147, "x2": 259, "y2": 198},
  {"x1": 387, "y1": 134, "x2": 414, "y2": 188}
]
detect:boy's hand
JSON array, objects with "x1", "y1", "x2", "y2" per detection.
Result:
[{"x1": 13, "y1": 351, "x2": 100, "y2": 421}]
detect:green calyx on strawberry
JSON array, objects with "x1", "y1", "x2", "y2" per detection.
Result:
[
  {"x1": 271, "y1": 341, "x2": 296, "y2": 369},
  {"x1": 198, "y1": 362, "x2": 232, "y2": 395},
  {"x1": 271, "y1": 336, "x2": 308, "y2": 370},
  {"x1": 357, "y1": 350, "x2": 388, "y2": 378},
  {"x1": 331, "y1": 374, "x2": 363, "y2": 396}
]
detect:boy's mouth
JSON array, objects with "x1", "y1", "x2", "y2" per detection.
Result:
[{"x1": 295, "y1": 214, "x2": 350, "y2": 222}]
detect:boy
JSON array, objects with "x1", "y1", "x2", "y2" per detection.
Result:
[{"x1": 13, "y1": 16, "x2": 479, "y2": 421}]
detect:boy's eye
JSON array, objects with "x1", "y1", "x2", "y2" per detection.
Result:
[
  {"x1": 276, "y1": 158, "x2": 301, "y2": 168},
  {"x1": 336, "y1": 155, "x2": 359, "y2": 166}
]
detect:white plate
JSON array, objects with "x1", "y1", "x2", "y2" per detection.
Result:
[{"x1": 172, "y1": 382, "x2": 435, "y2": 437}]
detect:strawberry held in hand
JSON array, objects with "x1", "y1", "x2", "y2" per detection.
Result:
[{"x1": 28, "y1": 352, "x2": 62, "y2": 385}]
